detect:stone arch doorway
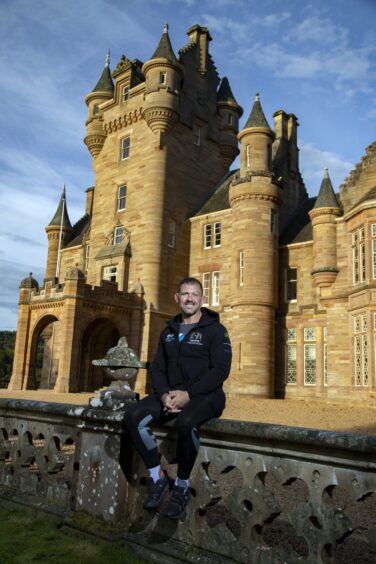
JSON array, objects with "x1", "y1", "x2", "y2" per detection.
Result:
[
  {"x1": 79, "y1": 318, "x2": 120, "y2": 392},
  {"x1": 28, "y1": 315, "x2": 60, "y2": 390}
]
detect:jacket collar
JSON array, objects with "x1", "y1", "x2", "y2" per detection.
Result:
[{"x1": 167, "y1": 307, "x2": 219, "y2": 332}]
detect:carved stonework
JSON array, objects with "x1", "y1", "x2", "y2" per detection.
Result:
[{"x1": 142, "y1": 106, "x2": 179, "y2": 135}]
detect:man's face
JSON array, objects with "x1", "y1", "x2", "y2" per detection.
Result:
[{"x1": 175, "y1": 283, "x2": 203, "y2": 317}]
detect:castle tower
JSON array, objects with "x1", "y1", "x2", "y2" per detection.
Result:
[
  {"x1": 84, "y1": 50, "x2": 114, "y2": 158},
  {"x1": 45, "y1": 188, "x2": 73, "y2": 280},
  {"x1": 309, "y1": 168, "x2": 341, "y2": 287},
  {"x1": 229, "y1": 93, "x2": 279, "y2": 396},
  {"x1": 142, "y1": 23, "x2": 184, "y2": 143},
  {"x1": 217, "y1": 77, "x2": 243, "y2": 168}
]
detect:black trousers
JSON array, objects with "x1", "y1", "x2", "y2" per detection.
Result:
[{"x1": 123, "y1": 393, "x2": 219, "y2": 480}]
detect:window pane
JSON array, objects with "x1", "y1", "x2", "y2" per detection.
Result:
[
  {"x1": 214, "y1": 222, "x2": 221, "y2": 246},
  {"x1": 193, "y1": 126, "x2": 201, "y2": 146},
  {"x1": 286, "y1": 344, "x2": 297, "y2": 384},
  {"x1": 239, "y1": 251, "x2": 244, "y2": 286},
  {"x1": 202, "y1": 273, "x2": 210, "y2": 306},
  {"x1": 103, "y1": 265, "x2": 118, "y2": 282},
  {"x1": 286, "y1": 267, "x2": 297, "y2": 301},
  {"x1": 304, "y1": 344, "x2": 316, "y2": 385},
  {"x1": 121, "y1": 136, "x2": 130, "y2": 160},
  {"x1": 123, "y1": 85, "x2": 129, "y2": 101},
  {"x1": 204, "y1": 224, "x2": 212, "y2": 248},
  {"x1": 212, "y1": 271, "x2": 220, "y2": 306},
  {"x1": 168, "y1": 220, "x2": 176, "y2": 248},
  {"x1": 114, "y1": 226, "x2": 124, "y2": 244},
  {"x1": 118, "y1": 185, "x2": 127, "y2": 211}
]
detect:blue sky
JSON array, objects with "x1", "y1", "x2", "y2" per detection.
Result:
[{"x1": 0, "y1": 0, "x2": 375, "y2": 329}]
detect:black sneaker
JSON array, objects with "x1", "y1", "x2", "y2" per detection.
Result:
[
  {"x1": 143, "y1": 475, "x2": 169, "y2": 510},
  {"x1": 161, "y1": 484, "x2": 190, "y2": 520}
]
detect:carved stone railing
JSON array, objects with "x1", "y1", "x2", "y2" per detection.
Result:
[{"x1": 0, "y1": 398, "x2": 375, "y2": 563}]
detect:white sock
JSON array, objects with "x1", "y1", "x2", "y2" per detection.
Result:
[
  {"x1": 175, "y1": 477, "x2": 189, "y2": 491},
  {"x1": 148, "y1": 465, "x2": 162, "y2": 482}
]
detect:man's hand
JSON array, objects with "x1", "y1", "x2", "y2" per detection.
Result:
[{"x1": 162, "y1": 390, "x2": 190, "y2": 413}]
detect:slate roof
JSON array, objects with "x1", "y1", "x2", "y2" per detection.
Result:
[
  {"x1": 20, "y1": 273, "x2": 39, "y2": 289},
  {"x1": 244, "y1": 93, "x2": 271, "y2": 130},
  {"x1": 313, "y1": 169, "x2": 340, "y2": 209},
  {"x1": 217, "y1": 77, "x2": 238, "y2": 105},
  {"x1": 92, "y1": 51, "x2": 114, "y2": 94},
  {"x1": 151, "y1": 24, "x2": 177, "y2": 62},
  {"x1": 193, "y1": 170, "x2": 237, "y2": 216},
  {"x1": 350, "y1": 185, "x2": 376, "y2": 209},
  {"x1": 65, "y1": 214, "x2": 91, "y2": 248},
  {"x1": 47, "y1": 189, "x2": 72, "y2": 229},
  {"x1": 279, "y1": 197, "x2": 316, "y2": 245}
]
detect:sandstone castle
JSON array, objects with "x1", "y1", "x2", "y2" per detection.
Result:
[{"x1": 9, "y1": 24, "x2": 376, "y2": 401}]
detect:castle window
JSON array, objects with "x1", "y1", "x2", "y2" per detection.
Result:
[
  {"x1": 103, "y1": 265, "x2": 118, "y2": 282},
  {"x1": 286, "y1": 328, "x2": 297, "y2": 384},
  {"x1": 239, "y1": 251, "x2": 244, "y2": 286},
  {"x1": 84, "y1": 244, "x2": 90, "y2": 272},
  {"x1": 168, "y1": 220, "x2": 176, "y2": 248},
  {"x1": 227, "y1": 114, "x2": 233, "y2": 126},
  {"x1": 323, "y1": 327, "x2": 328, "y2": 386},
  {"x1": 202, "y1": 273, "x2": 210, "y2": 306},
  {"x1": 352, "y1": 227, "x2": 365, "y2": 285},
  {"x1": 121, "y1": 136, "x2": 130, "y2": 160},
  {"x1": 246, "y1": 145, "x2": 251, "y2": 167},
  {"x1": 117, "y1": 185, "x2": 127, "y2": 211},
  {"x1": 93, "y1": 104, "x2": 100, "y2": 115},
  {"x1": 304, "y1": 328, "x2": 316, "y2": 385},
  {"x1": 372, "y1": 224, "x2": 376, "y2": 279},
  {"x1": 271, "y1": 209, "x2": 278, "y2": 235},
  {"x1": 114, "y1": 226, "x2": 124, "y2": 244},
  {"x1": 204, "y1": 222, "x2": 221, "y2": 249},
  {"x1": 204, "y1": 224, "x2": 212, "y2": 249},
  {"x1": 214, "y1": 222, "x2": 221, "y2": 247},
  {"x1": 193, "y1": 125, "x2": 201, "y2": 146},
  {"x1": 212, "y1": 271, "x2": 220, "y2": 306},
  {"x1": 354, "y1": 313, "x2": 368, "y2": 386},
  {"x1": 285, "y1": 267, "x2": 297, "y2": 302},
  {"x1": 159, "y1": 72, "x2": 166, "y2": 85},
  {"x1": 202, "y1": 271, "x2": 220, "y2": 306},
  {"x1": 123, "y1": 85, "x2": 129, "y2": 101}
]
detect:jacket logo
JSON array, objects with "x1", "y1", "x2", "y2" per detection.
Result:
[
  {"x1": 165, "y1": 333, "x2": 176, "y2": 342},
  {"x1": 188, "y1": 331, "x2": 203, "y2": 345}
]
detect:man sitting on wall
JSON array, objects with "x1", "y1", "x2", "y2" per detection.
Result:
[{"x1": 123, "y1": 277, "x2": 232, "y2": 520}]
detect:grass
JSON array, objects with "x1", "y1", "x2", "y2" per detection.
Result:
[{"x1": 0, "y1": 503, "x2": 147, "y2": 564}]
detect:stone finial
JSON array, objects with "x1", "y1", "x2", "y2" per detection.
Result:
[
  {"x1": 164, "y1": 22, "x2": 169, "y2": 33},
  {"x1": 255, "y1": 92, "x2": 260, "y2": 101},
  {"x1": 105, "y1": 48, "x2": 110, "y2": 68},
  {"x1": 324, "y1": 167, "x2": 329, "y2": 178}
]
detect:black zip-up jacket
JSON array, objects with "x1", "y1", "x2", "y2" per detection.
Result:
[{"x1": 150, "y1": 308, "x2": 232, "y2": 412}]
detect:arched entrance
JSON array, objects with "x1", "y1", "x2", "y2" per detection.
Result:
[
  {"x1": 78, "y1": 318, "x2": 120, "y2": 392},
  {"x1": 28, "y1": 315, "x2": 60, "y2": 390}
]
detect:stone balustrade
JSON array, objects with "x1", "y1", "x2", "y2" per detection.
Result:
[{"x1": 0, "y1": 398, "x2": 375, "y2": 563}]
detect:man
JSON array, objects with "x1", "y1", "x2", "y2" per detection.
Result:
[{"x1": 123, "y1": 277, "x2": 232, "y2": 520}]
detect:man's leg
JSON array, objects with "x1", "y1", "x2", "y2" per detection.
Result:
[
  {"x1": 162, "y1": 396, "x2": 218, "y2": 519},
  {"x1": 123, "y1": 394, "x2": 171, "y2": 509}
]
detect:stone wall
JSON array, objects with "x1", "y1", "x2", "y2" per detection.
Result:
[{"x1": 0, "y1": 398, "x2": 375, "y2": 563}]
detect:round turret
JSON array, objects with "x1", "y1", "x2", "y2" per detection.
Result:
[
  {"x1": 84, "y1": 50, "x2": 114, "y2": 157},
  {"x1": 142, "y1": 24, "x2": 183, "y2": 137},
  {"x1": 309, "y1": 168, "x2": 341, "y2": 287},
  {"x1": 217, "y1": 77, "x2": 243, "y2": 167},
  {"x1": 238, "y1": 93, "x2": 275, "y2": 175},
  {"x1": 45, "y1": 188, "x2": 74, "y2": 279}
]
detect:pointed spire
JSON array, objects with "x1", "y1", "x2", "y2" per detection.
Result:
[
  {"x1": 92, "y1": 50, "x2": 114, "y2": 94},
  {"x1": 47, "y1": 186, "x2": 73, "y2": 229},
  {"x1": 217, "y1": 77, "x2": 238, "y2": 105},
  {"x1": 244, "y1": 93, "x2": 272, "y2": 130},
  {"x1": 150, "y1": 22, "x2": 177, "y2": 62},
  {"x1": 313, "y1": 168, "x2": 340, "y2": 209}
]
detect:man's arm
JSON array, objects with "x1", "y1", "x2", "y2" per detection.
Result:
[
  {"x1": 185, "y1": 324, "x2": 232, "y2": 397},
  {"x1": 149, "y1": 334, "x2": 170, "y2": 399}
]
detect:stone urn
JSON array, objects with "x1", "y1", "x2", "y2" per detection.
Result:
[{"x1": 90, "y1": 336, "x2": 146, "y2": 409}]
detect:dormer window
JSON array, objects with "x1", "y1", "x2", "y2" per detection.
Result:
[{"x1": 123, "y1": 85, "x2": 130, "y2": 101}]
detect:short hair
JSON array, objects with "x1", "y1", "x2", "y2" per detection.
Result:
[{"x1": 178, "y1": 277, "x2": 203, "y2": 294}]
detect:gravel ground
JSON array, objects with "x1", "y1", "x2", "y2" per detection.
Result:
[{"x1": 0, "y1": 389, "x2": 375, "y2": 435}]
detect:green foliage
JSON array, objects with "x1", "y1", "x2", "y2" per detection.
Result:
[
  {"x1": 0, "y1": 504, "x2": 146, "y2": 563},
  {"x1": 0, "y1": 331, "x2": 16, "y2": 388}
]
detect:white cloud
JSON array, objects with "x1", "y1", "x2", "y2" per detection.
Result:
[{"x1": 299, "y1": 141, "x2": 354, "y2": 195}]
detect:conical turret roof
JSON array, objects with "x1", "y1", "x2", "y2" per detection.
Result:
[
  {"x1": 217, "y1": 77, "x2": 238, "y2": 105},
  {"x1": 244, "y1": 93, "x2": 271, "y2": 130},
  {"x1": 20, "y1": 272, "x2": 39, "y2": 290},
  {"x1": 92, "y1": 50, "x2": 114, "y2": 94},
  {"x1": 151, "y1": 23, "x2": 177, "y2": 62},
  {"x1": 313, "y1": 168, "x2": 340, "y2": 209},
  {"x1": 47, "y1": 187, "x2": 73, "y2": 229}
]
